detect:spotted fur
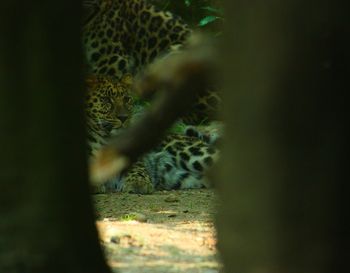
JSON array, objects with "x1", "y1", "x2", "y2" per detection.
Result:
[
  {"x1": 83, "y1": 0, "x2": 191, "y2": 79},
  {"x1": 86, "y1": 76, "x2": 220, "y2": 194},
  {"x1": 85, "y1": 74, "x2": 134, "y2": 155},
  {"x1": 83, "y1": 0, "x2": 221, "y2": 125}
]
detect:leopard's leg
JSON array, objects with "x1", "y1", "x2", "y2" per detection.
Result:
[
  {"x1": 184, "y1": 121, "x2": 224, "y2": 145},
  {"x1": 121, "y1": 161, "x2": 155, "y2": 194},
  {"x1": 91, "y1": 178, "x2": 119, "y2": 194},
  {"x1": 181, "y1": 89, "x2": 221, "y2": 125},
  {"x1": 152, "y1": 136, "x2": 220, "y2": 190}
]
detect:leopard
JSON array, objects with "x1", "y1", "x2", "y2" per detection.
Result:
[
  {"x1": 83, "y1": 0, "x2": 191, "y2": 79},
  {"x1": 82, "y1": 0, "x2": 221, "y2": 125},
  {"x1": 85, "y1": 75, "x2": 220, "y2": 194},
  {"x1": 85, "y1": 73, "x2": 134, "y2": 156}
]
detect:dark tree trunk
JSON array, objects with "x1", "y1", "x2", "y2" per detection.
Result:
[
  {"x1": 217, "y1": 1, "x2": 348, "y2": 273},
  {"x1": 0, "y1": 2, "x2": 110, "y2": 273}
]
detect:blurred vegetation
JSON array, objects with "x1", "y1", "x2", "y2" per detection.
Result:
[{"x1": 150, "y1": 0, "x2": 223, "y2": 34}]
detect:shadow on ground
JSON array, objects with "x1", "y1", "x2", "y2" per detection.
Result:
[{"x1": 93, "y1": 189, "x2": 222, "y2": 273}]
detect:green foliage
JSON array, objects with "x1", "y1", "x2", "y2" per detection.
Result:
[
  {"x1": 168, "y1": 121, "x2": 188, "y2": 134},
  {"x1": 185, "y1": 0, "x2": 192, "y2": 6},
  {"x1": 182, "y1": 0, "x2": 223, "y2": 30},
  {"x1": 201, "y1": 6, "x2": 223, "y2": 15},
  {"x1": 150, "y1": 0, "x2": 223, "y2": 32},
  {"x1": 198, "y1": 15, "x2": 220, "y2": 27},
  {"x1": 120, "y1": 214, "x2": 138, "y2": 221}
]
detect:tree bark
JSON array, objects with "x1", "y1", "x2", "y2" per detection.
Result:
[
  {"x1": 217, "y1": 1, "x2": 348, "y2": 273},
  {"x1": 0, "y1": 2, "x2": 110, "y2": 273}
]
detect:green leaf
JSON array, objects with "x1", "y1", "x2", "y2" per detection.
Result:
[
  {"x1": 201, "y1": 6, "x2": 223, "y2": 15},
  {"x1": 168, "y1": 121, "x2": 187, "y2": 134},
  {"x1": 198, "y1": 15, "x2": 220, "y2": 27},
  {"x1": 185, "y1": 0, "x2": 192, "y2": 7}
]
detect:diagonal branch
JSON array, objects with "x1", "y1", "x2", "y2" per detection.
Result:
[{"x1": 90, "y1": 34, "x2": 218, "y2": 184}]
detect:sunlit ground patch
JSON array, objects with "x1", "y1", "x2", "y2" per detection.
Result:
[{"x1": 93, "y1": 189, "x2": 222, "y2": 273}]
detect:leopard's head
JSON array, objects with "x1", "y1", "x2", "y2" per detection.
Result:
[{"x1": 85, "y1": 74, "x2": 134, "y2": 137}]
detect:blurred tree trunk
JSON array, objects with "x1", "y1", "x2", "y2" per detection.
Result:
[
  {"x1": 0, "y1": 2, "x2": 110, "y2": 273},
  {"x1": 217, "y1": 1, "x2": 348, "y2": 273}
]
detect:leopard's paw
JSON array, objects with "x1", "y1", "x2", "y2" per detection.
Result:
[{"x1": 122, "y1": 174, "x2": 154, "y2": 194}]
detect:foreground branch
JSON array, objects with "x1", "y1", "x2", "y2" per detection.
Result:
[{"x1": 90, "y1": 34, "x2": 218, "y2": 183}]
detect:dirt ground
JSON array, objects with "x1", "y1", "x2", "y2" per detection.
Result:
[{"x1": 93, "y1": 189, "x2": 222, "y2": 273}]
